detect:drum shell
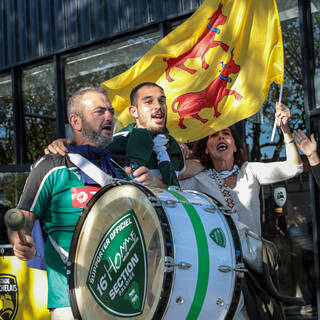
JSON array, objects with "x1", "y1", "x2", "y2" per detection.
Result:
[{"x1": 151, "y1": 188, "x2": 242, "y2": 320}]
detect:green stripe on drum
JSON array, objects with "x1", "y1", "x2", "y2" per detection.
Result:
[{"x1": 168, "y1": 190, "x2": 210, "y2": 320}]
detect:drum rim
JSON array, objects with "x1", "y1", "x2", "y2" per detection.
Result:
[
  {"x1": 68, "y1": 183, "x2": 117, "y2": 319},
  {"x1": 67, "y1": 181, "x2": 175, "y2": 320}
]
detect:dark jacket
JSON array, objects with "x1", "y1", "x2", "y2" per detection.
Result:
[{"x1": 243, "y1": 238, "x2": 304, "y2": 319}]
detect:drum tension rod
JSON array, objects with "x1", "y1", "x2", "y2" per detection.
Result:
[
  {"x1": 218, "y1": 263, "x2": 248, "y2": 277},
  {"x1": 165, "y1": 256, "x2": 192, "y2": 272}
]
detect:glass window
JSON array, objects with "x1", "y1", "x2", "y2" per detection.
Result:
[
  {"x1": 65, "y1": 32, "x2": 161, "y2": 102},
  {"x1": 0, "y1": 172, "x2": 29, "y2": 245},
  {"x1": 166, "y1": 17, "x2": 189, "y2": 33},
  {"x1": 0, "y1": 172, "x2": 29, "y2": 208},
  {"x1": 313, "y1": 0, "x2": 320, "y2": 108},
  {"x1": 23, "y1": 63, "x2": 56, "y2": 163},
  {"x1": 0, "y1": 74, "x2": 14, "y2": 165}
]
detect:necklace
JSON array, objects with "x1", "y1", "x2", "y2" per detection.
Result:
[{"x1": 207, "y1": 168, "x2": 238, "y2": 213}]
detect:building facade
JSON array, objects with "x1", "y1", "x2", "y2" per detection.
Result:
[{"x1": 0, "y1": 0, "x2": 319, "y2": 318}]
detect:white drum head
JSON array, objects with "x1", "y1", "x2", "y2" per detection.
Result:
[{"x1": 68, "y1": 183, "x2": 168, "y2": 319}]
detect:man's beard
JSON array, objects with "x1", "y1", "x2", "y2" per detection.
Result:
[
  {"x1": 151, "y1": 125, "x2": 166, "y2": 133},
  {"x1": 82, "y1": 122, "x2": 112, "y2": 148},
  {"x1": 141, "y1": 112, "x2": 167, "y2": 133}
]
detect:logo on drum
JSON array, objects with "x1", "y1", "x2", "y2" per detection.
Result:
[
  {"x1": 0, "y1": 274, "x2": 18, "y2": 320},
  {"x1": 209, "y1": 228, "x2": 226, "y2": 248},
  {"x1": 87, "y1": 209, "x2": 147, "y2": 317}
]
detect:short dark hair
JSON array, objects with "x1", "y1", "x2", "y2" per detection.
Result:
[
  {"x1": 192, "y1": 126, "x2": 248, "y2": 168},
  {"x1": 130, "y1": 82, "x2": 164, "y2": 106}
]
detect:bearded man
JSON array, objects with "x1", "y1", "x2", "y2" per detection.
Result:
[{"x1": 8, "y1": 87, "x2": 122, "y2": 320}]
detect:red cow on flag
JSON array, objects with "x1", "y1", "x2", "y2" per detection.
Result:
[
  {"x1": 163, "y1": 3, "x2": 229, "y2": 82},
  {"x1": 171, "y1": 49, "x2": 242, "y2": 129}
]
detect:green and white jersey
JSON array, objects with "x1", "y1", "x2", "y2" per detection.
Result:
[
  {"x1": 17, "y1": 153, "x2": 120, "y2": 309},
  {"x1": 18, "y1": 153, "x2": 100, "y2": 248}
]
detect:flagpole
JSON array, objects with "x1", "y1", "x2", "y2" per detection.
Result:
[
  {"x1": 270, "y1": 85, "x2": 283, "y2": 142},
  {"x1": 113, "y1": 118, "x2": 118, "y2": 134}
]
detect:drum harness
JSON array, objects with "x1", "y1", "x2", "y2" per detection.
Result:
[{"x1": 49, "y1": 153, "x2": 234, "y2": 267}]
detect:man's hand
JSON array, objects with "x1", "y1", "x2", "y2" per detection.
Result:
[
  {"x1": 44, "y1": 138, "x2": 74, "y2": 156},
  {"x1": 178, "y1": 159, "x2": 204, "y2": 180},
  {"x1": 125, "y1": 166, "x2": 167, "y2": 188},
  {"x1": 11, "y1": 234, "x2": 36, "y2": 261},
  {"x1": 178, "y1": 142, "x2": 193, "y2": 160},
  {"x1": 7, "y1": 209, "x2": 37, "y2": 261},
  {"x1": 293, "y1": 130, "x2": 320, "y2": 166}
]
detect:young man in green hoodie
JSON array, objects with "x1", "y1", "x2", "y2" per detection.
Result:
[{"x1": 46, "y1": 82, "x2": 186, "y2": 188}]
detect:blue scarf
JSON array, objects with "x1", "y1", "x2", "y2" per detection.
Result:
[
  {"x1": 207, "y1": 164, "x2": 240, "y2": 180},
  {"x1": 68, "y1": 145, "x2": 120, "y2": 185}
]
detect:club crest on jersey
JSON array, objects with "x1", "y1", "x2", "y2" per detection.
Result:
[
  {"x1": 71, "y1": 186, "x2": 100, "y2": 208},
  {"x1": 0, "y1": 274, "x2": 18, "y2": 320}
]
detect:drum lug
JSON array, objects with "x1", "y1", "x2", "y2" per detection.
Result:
[
  {"x1": 218, "y1": 265, "x2": 233, "y2": 273},
  {"x1": 176, "y1": 296, "x2": 184, "y2": 304},
  {"x1": 165, "y1": 256, "x2": 192, "y2": 272},
  {"x1": 177, "y1": 261, "x2": 192, "y2": 269},
  {"x1": 216, "y1": 298, "x2": 225, "y2": 307},
  {"x1": 203, "y1": 206, "x2": 217, "y2": 213},
  {"x1": 148, "y1": 197, "x2": 178, "y2": 208},
  {"x1": 163, "y1": 200, "x2": 178, "y2": 208},
  {"x1": 218, "y1": 263, "x2": 248, "y2": 277},
  {"x1": 149, "y1": 199, "x2": 178, "y2": 208}
]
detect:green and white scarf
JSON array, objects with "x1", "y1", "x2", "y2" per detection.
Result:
[{"x1": 108, "y1": 123, "x2": 184, "y2": 187}]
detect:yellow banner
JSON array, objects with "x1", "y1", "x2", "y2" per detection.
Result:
[
  {"x1": 101, "y1": 0, "x2": 283, "y2": 143},
  {"x1": 0, "y1": 256, "x2": 50, "y2": 320}
]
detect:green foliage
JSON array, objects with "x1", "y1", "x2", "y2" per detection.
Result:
[
  {"x1": 246, "y1": 16, "x2": 315, "y2": 162},
  {"x1": 23, "y1": 64, "x2": 56, "y2": 163},
  {"x1": 0, "y1": 95, "x2": 14, "y2": 164}
]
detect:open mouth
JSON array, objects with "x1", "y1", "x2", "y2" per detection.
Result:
[
  {"x1": 152, "y1": 113, "x2": 165, "y2": 123},
  {"x1": 101, "y1": 124, "x2": 113, "y2": 133},
  {"x1": 217, "y1": 143, "x2": 228, "y2": 151}
]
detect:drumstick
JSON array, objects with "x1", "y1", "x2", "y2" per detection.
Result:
[
  {"x1": 270, "y1": 85, "x2": 283, "y2": 142},
  {"x1": 4, "y1": 208, "x2": 29, "y2": 246}
]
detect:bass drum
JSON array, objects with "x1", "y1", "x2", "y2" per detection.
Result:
[{"x1": 68, "y1": 181, "x2": 243, "y2": 320}]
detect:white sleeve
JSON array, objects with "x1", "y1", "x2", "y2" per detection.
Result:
[
  {"x1": 177, "y1": 163, "x2": 186, "y2": 176},
  {"x1": 247, "y1": 161, "x2": 303, "y2": 185}
]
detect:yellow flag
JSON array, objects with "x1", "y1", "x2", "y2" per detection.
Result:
[{"x1": 101, "y1": 0, "x2": 283, "y2": 143}]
